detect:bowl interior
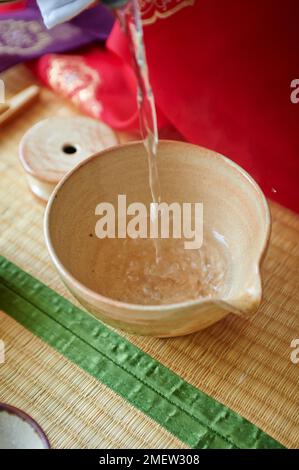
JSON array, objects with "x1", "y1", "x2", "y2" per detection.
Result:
[{"x1": 47, "y1": 141, "x2": 269, "y2": 305}]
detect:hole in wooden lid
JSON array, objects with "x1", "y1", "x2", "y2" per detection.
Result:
[{"x1": 62, "y1": 144, "x2": 77, "y2": 155}]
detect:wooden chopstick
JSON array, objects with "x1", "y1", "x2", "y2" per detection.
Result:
[
  {"x1": 0, "y1": 103, "x2": 10, "y2": 115},
  {"x1": 0, "y1": 85, "x2": 40, "y2": 126}
]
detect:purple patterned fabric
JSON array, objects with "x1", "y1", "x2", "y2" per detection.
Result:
[{"x1": 0, "y1": 0, "x2": 114, "y2": 72}]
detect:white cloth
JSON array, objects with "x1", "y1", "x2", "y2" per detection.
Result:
[{"x1": 36, "y1": 0, "x2": 96, "y2": 29}]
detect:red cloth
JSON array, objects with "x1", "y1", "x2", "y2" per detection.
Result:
[
  {"x1": 0, "y1": 1, "x2": 26, "y2": 13},
  {"x1": 28, "y1": 45, "x2": 168, "y2": 130},
  {"x1": 29, "y1": 46, "x2": 140, "y2": 130},
  {"x1": 108, "y1": 0, "x2": 299, "y2": 213},
  {"x1": 31, "y1": 0, "x2": 299, "y2": 212}
]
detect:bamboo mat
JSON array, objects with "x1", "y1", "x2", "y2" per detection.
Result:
[
  {"x1": 0, "y1": 65, "x2": 299, "y2": 448},
  {"x1": 0, "y1": 311, "x2": 186, "y2": 449}
]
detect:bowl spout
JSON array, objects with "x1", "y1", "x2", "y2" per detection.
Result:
[{"x1": 224, "y1": 269, "x2": 263, "y2": 317}]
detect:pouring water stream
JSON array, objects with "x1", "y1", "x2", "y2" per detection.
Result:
[
  {"x1": 117, "y1": 0, "x2": 162, "y2": 261},
  {"x1": 96, "y1": 0, "x2": 229, "y2": 305}
]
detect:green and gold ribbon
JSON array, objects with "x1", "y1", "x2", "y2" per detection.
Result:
[{"x1": 0, "y1": 256, "x2": 283, "y2": 449}]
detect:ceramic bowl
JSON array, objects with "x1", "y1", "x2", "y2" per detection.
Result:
[
  {"x1": 0, "y1": 403, "x2": 50, "y2": 449},
  {"x1": 44, "y1": 141, "x2": 270, "y2": 337}
]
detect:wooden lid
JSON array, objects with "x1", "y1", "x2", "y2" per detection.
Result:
[{"x1": 19, "y1": 116, "x2": 118, "y2": 184}]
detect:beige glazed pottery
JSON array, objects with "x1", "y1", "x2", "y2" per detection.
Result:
[
  {"x1": 0, "y1": 403, "x2": 50, "y2": 449},
  {"x1": 44, "y1": 140, "x2": 271, "y2": 337}
]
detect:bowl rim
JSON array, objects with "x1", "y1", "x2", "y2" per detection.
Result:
[
  {"x1": 0, "y1": 402, "x2": 51, "y2": 449},
  {"x1": 44, "y1": 139, "x2": 271, "y2": 313}
]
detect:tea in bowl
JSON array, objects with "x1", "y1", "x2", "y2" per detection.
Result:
[{"x1": 44, "y1": 141, "x2": 270, "y2": 337}]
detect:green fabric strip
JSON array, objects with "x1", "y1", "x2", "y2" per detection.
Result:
[{"x1": 0, "y1": 256, "x2": 283, "y2": 449}]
